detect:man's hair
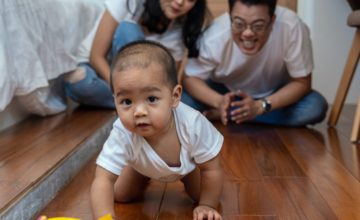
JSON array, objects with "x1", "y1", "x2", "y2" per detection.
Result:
[
  {"x1": 110, "y1": 40, "x2": 177, "y2": 93},
  {"x1": 228, "y1": 0, "x2": 277, "y2": 17}
]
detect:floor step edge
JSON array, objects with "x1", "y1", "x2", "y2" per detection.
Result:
[{"x1": 0, "y1": 118, "x2": 114, "y2": 220}]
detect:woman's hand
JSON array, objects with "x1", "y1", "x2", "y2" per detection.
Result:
[{"x1": 193, "y1": 204, "x2": 222, "y2": 220}]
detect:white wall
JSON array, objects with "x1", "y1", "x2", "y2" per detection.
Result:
[{"x1": 298, "y1": 0, "x2": 360, "y2": 104}]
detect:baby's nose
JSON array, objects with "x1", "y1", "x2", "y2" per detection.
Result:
[
  {"x1": 134, "y1": 103, "x2": 147, "y2": 117},
  {"x1": 175, "y1": 0, "x2": 184, "y2": 6}
]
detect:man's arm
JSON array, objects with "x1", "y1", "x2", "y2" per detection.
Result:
[
  {"x1": 91, "y1": 166, "x2": 118, "y2": 219},
  {"x1": 183, "y1": 75, "x2": 232, "y2": 124},
  {"x1": 229, "y1": 74, "x2": 312, "y2": 123},
  {"x1": 266, "y1": 74, "x2": 312, "y2": 110},
  {"x1": 183, "y1": 76, "x2": 223, "y2": 109}
]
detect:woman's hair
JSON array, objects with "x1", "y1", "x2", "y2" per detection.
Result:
[
  {"x1": 228, "y1": 0, "x2": 277, "y2": 17},
  {"x1": 137, "y1": 0, "x2": 211, "y2": 58}
]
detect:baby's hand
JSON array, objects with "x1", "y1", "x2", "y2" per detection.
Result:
[{"x1": 193, "y1": 205, "x2": 222, "y2": 220}]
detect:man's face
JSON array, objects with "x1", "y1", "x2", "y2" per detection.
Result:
[{"x1": 230, "y1": 1, "x2": 275, "y2": 55}]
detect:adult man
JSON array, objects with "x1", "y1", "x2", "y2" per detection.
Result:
[{"x1": 182, "y1": 0, "x2": 328, "y2": 126}]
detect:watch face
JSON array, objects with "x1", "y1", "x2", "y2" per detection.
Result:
[
  {"x1": 265, "y1": 102, "x2": 271, "y2": 111},
  {"x1": 262, "y1": 99, "x2": 272, "y2": 112}
]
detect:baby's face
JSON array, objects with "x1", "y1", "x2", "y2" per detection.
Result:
[{"x1": 112, "y1": 63, "x2": 181, "y2": 139}]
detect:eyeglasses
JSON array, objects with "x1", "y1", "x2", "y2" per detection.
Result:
[{"x1": 231, "y1": 19, "x2": 269, "y2": 34}]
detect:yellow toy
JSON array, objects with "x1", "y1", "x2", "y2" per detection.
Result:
[
  {"x1": 37, "y1": 217, "x2": 80, "y2": 220},
  {"x1": 38, "y1": 213, "x2": 113, "y2": 220}
]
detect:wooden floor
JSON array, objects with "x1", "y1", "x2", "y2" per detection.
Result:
[
  {"x1": 39, "y1": 105, "x2": 360, "y2": 220},
  {"x1": 0, "y1": 106, "x2": 116, "y2": 219}
]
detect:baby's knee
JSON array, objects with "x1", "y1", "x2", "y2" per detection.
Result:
[{"x1": 114, "y1": 188, "x2": 143, "y2": 203}]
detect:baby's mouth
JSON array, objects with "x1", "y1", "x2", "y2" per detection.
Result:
[{"x1": 136, "y1": 122, "x2": 150, "y2": 127}]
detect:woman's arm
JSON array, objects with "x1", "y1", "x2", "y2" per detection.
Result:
[
  {"x1": 89, "y1": 10, "x2": 119, "y2": 83},
  {"x1": 91, "y1": 166, "x2": 118, "y2": 219}
]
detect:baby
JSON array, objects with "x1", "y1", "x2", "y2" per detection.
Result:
[{"x1": 91, "y1": 40, "x2": 224, "y2": 220}]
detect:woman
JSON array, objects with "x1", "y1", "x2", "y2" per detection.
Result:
[{"x1": 64, "y1": 0, "x2": 211, "y2": 108}]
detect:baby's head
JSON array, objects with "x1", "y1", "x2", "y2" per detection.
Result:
[
  {"x1": 110, "y1": 40, "x2": 178, "y2": 92},
  {"x1": 110, "y1": 40, "x2": 182, "y2": 137}
]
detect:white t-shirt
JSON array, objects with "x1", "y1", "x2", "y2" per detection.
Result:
[
  {"x1": 185, "y1": 6, "x2": 313, "y2": 99},
  {"x1": 77, "y1": 0, "x2": 185, "y2": 63},
  {"x1": 96, "y1": 102, "x2": 224, "y2": 182}
]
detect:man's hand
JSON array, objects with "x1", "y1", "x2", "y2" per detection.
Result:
[
  {"x1": 227, "y1": 91, "x2": 263, "y2": 124},
  {"x1": 193, "y1": 204, "x2": 222, "y2": 220},
  {"x1": 219, "y1": 93, "x2": 232, "y2": 125},
  {"x1": 202, "y1": 94, "x2": 231, "y2": 125}
]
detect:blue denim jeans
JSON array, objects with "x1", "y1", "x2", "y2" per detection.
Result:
[
  {"x1": 181, "y1": 80, "x2": 328, "y2": 127},
  {"x1": 64, "y1": 21, "x2": 145, "y2": 108}
]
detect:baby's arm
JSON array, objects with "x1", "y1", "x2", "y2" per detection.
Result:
[
  {"x1": 91, "y1": 166, "x2": 118, "y2": 219},
  {"x1": 194, "y1": 154, "x2": 224, "y2": 220}
]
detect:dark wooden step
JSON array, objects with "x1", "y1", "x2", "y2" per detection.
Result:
[{"x1": 0, "y1": 107, "x2": 116, "y2": 219}]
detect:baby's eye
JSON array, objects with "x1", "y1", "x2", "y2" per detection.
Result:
[
  {"x1": 120, "y1": 99, "x2": 132, "y2": 106},
  {"x1": 147, "y1": 96, "x2": 158, "y2": 103}
]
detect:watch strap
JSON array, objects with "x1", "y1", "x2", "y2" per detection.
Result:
[{"x1": 261, "y1": 98, "x2": 272, "y2": 113}]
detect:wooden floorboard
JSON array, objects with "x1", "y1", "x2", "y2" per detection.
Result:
[
  {"x1": 39, "y1": 105, "x2": 359, "y2": 220},
  {"x1": 277, "y1": 127, "x2": 359, "y2": 219},
  {"x1": 40, "y1": 155, "x2": 165, "y2": 220},
  {"x1": 156, "y1": 182, "x2": 194, "y2": 220},
  {"x1": 114, "y1": 181, "x2": 166, "y2": 219},
  {"x1": 0, "y1": 107, "x2": 116, "y2": 215}
]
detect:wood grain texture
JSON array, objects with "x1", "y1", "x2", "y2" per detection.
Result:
[
  {"x1": 40, "y1": 156, "x2": 165, "y2": 220},
  {"x1": 328, "y1": 29, "x2": 360, "y2": 126},
  {"x1": 0, "y1": 107, "x2": 116, "y2": 213},
  {"x1": 39, "y1": 106, "x2": 359, "y2": 220},
  {"x1": 277, "y1": 128, "x2": 360, "y2": 220}
]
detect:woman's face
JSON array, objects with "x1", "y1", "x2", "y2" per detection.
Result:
[{"x1": 160, "y1": 0, "x2": 197, "y2": 20}]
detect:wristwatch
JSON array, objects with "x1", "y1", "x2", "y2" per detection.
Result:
[{"x1": 261, "y1": 98, "x2": 272, "y2": 113}]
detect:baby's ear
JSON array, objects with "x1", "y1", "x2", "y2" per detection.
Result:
[{"x1": 172, "y1": 84, "x2": 182, "y2": 108}]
